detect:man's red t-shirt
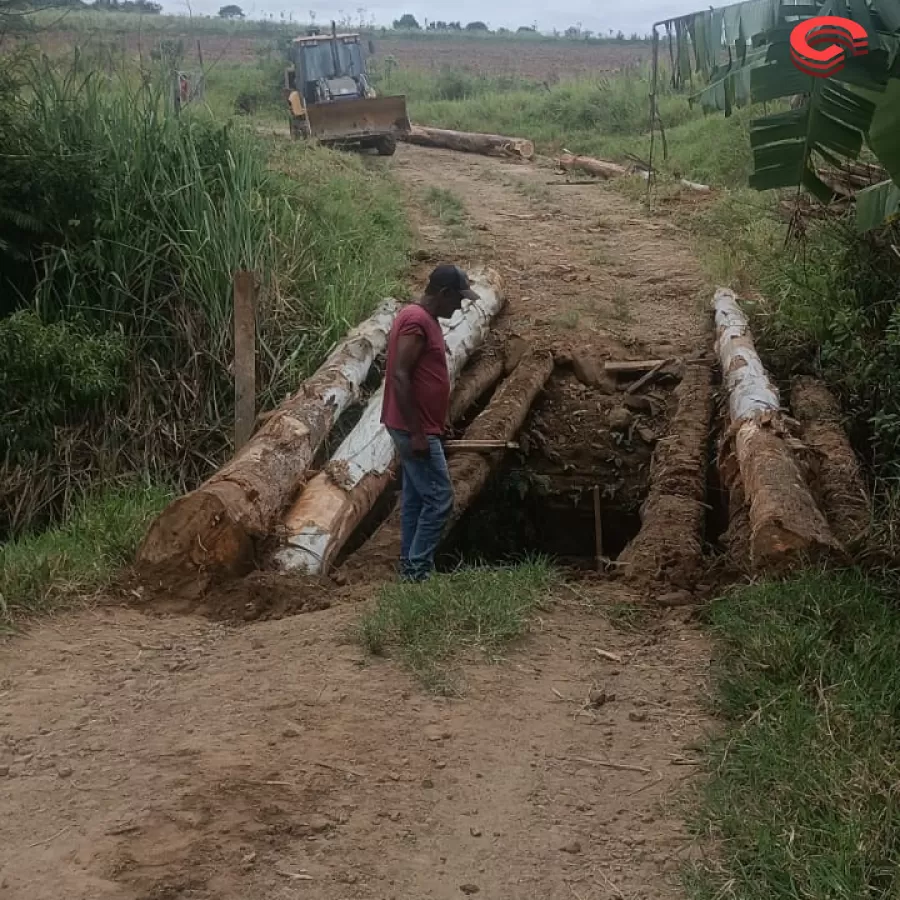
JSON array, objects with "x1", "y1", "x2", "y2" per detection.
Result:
[{"x1": 381, "y1": 304, "x2": 450, "y2": 436}]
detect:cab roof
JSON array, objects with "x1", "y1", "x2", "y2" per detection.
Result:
[{"x1": 292, "y1": 32, "x2": 361, "y2": 43}]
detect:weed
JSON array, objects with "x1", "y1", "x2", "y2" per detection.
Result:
[
  {"x1": 424, "y1": 186, "x2": 466, "y2": 225},
  {"x1": 358, "y1": 560, "x2": 554, "y2": 693},
  {"x1": 690, "y1": 570, "x2": 900, "y2": 899},
  {"x1": 609, "y1": 287, "x2": 633, "y2": 323},
  {"x1": 552, "y1": 309, "x2": 581, "y2": 330},
  {"x1": 0, "y1": 54, "x2": 409, "y2": 536}
]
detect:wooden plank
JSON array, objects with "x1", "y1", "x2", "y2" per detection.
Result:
[
  {"x1": 604, "y1": 359, "x2": 666, "y2": 375},
  {"x1": 625, "y1": 357, "x2": 675, "y2": 395},
  {"x1": 233, "y1": 270, "x2": 256, "y2": 452},
  {"x1": 444, "y1": 440, "x2": 519, "y2": 452}
]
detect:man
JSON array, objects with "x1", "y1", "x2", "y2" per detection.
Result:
[{"x1": 381, "y1": 265, "x2": 479, "y2": 582}]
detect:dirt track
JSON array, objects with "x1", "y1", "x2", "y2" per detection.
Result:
[{"x1": 0, "y1": 145, "x2": 714, "y2": 900}]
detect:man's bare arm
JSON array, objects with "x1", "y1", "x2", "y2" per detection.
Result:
[{"x1": 392, "y1": 333, "x2": 427, "y2": 453}]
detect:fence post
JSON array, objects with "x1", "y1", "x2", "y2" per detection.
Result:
[{"x1": 233, "y1": 270, "x2": 256, "y2": 452}]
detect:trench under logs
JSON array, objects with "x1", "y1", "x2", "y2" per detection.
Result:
[
  {"x1": 440, "y1": 361, "x2": 718, "y2": 591},
  {"x1": 342, "y1": 354, "x2": 722, "y2": 594}
]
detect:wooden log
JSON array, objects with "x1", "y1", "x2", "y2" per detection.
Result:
[
  {"x1": 448, "y1": 352, "x2": 505, "y2": 424},
  {"x1": 336, "y1": 338, "x2": 529, "y2": 578},
  {"x1": 556, "y1": 154, "x2": 630, "y2": 180},
  {"x1": 790, "y1": 376, "x2": 870, "y2": 547},
  {"x1": 618, "y1": 362, "x2": 713, "y2": 591},
  {"x1": 274, "y1": 271, "x2": 505, "y2": 574},
  {"x1": 444, "y1": 350, "x2": 554, "y2": 526},
  {"x1": 604, "y1": 359, "x2": 667, "y2": 375},
  {"x1": 713, "y1": 288, "x2": 842, "y2": 571},
  {"x1": 136, "y1": 298, "x2": 400, "y2": 578},
  {"x1": 400, "y1": 125, "x2": 534, "y2": 160}
]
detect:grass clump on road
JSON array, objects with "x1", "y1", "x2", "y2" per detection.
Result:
[
  {"x1": 689, "y1": 570, "x2": 900, "y2": 900},
  {"x1": 424, "y1": 186, "x2": 466, "y2": 225},
  {"x1": 359, "y1": 560, "x2": 553, "y2": 692}
]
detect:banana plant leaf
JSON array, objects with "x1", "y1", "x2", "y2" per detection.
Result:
[
  {"x1": 856, "y1": 178, "x2": 900, "y2": 228},
  {"x1": 748, "y1": 80, "x2": 878, "y2": 198},
  {"x1": 867, "y1": 77, "x2": 900, "y2": 182}
]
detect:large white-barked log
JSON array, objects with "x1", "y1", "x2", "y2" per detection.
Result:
[
  {"x1": 713, "y1": 287, "x2": 842, "y2": 571},
  {"x1": 274, "y1": 270, "x2": 505, "y2": 574},
  {"x1": 136, "y1": 299, "x2": 400, "y2": 579}
]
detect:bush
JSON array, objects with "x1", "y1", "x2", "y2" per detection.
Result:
[
  {"x1": 0, "y1": 53, "x2": 409, "y2": 537},
  {"x1": 758, "y1": 221, "x2": 900, "y2": 475},
  {"x1": 0, "y1": 312, "x2": 127, "y2": 457}
]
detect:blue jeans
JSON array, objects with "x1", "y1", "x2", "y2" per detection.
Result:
[{"x1": 387, "y1": 428, "x2": 454, "y2": 582}]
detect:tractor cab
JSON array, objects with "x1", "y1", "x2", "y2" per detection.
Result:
[{"x1": 288, "y1": 32, "x2": 372, "y2": 104}]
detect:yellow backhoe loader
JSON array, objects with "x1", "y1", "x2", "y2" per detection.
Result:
[{"x1": 284, "y1": 26, "x2": 410, "y2": 155}]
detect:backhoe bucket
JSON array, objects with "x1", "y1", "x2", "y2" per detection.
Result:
[{"x1": 305, "y1": 95, "x2": 410, "y2": 142}]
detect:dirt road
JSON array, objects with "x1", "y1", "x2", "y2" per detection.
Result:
[{"x1": 0, "y1": 145, "x2": 713, "y2": 900}]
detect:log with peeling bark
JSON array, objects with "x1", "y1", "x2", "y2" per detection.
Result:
[
  {"x1": 340, "y1": 348, "x2": 553, "y2": 579},
  {"x1": 618, "y1": 360, "x2": 713, "y2": 592},
  {"x1": 400, "y1": 125, "x2": 535, "y2": 160},
  {"x1": 273, "y1": 271, "x2": 505, "y2": 574},
  {"x1": 338, "y1": 338, "x2": 528, "y2": 578},
  {"x1": 444, "y1": 349, "x2": 554, "y2": 524},
  {"x1": 136, "y1": 299, "x2": 401, "y2": 579},
  {"x1": 556, "y1": 154, "x2": 630, "y2": 180},
  {"x1": 790, "y1": 376, "x2": 870, "y2": 548},
  {"x1": 447, "y1": 350, "x2": 505, "y2": 424},
  {"x1": 714, "y1": 288, "x2": 842, "y2": 571}
]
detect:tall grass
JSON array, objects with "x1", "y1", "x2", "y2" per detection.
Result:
[
  {"x1": 0, "y1": 52, "x2": 409, "y2": 537},
  {"x1": 372, "y1": 64, "x2": 754, "y2": 188}
]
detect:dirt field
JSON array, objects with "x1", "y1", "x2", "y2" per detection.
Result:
[
  {"x1": 13, "y1": 29, "x2": 651, "y2": 79},
  {"x1": 0, "y1": 146, "x2": 715, "y2": 900},
  {"x1": 375, "y1": 38, "x2": 652, "y2": 79}
]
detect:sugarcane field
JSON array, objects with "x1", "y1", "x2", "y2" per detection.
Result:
[{"x1": 1, "y1": 5, "x2": 899, "y2": 900}]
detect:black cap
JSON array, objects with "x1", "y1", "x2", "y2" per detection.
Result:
[{"x1": 426, "y1": 264, "x2": 479, "y2": 301}]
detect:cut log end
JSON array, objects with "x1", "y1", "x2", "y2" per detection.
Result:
[{"x1": 137, "y1": 491, "x2": 255, "y2": 579}]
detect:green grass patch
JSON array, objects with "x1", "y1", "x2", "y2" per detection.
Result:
[
  {"x1": 358, "y1": 560, "x2": 554, "y2": 692},
  {"x1": 0, "y1": 481, "x2": 171, "y2": 629},
  {"x1": 691, "y1": 570, "x2": 900, "y2": 899},
  {"x1": 424, "y1": 186, "x2": 466, "y2": 225}
]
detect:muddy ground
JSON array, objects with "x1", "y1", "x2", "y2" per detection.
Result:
[{"x1": 0, "y1": 145, "x2": 714, "y2": 900}]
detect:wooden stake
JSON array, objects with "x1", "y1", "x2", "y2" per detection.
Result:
[
  {"x1": 593, "y1": 484, "x2": 603, "y2": 571},
  {"x1": 233, "y1": 270, "x2": 256, "y2": 452},
  {"x1": 625, "y1": 357, "x2": 676, "y2": 395}
]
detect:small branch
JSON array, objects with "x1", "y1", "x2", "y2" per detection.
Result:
[{"x1": 564, "y1": 755, "x2": 652, "y2": 774}]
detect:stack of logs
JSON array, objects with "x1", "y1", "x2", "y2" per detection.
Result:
[
  {"x1": 711, "y1": 288, "x2": 869, "y2": 572},
  {"x1": 136, "y1": 270, "x2": 554, "y2": 588}
]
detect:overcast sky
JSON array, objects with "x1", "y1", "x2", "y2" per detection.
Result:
[{"x1": 166, "y1": 0, "x2": 693, "y2": 38}]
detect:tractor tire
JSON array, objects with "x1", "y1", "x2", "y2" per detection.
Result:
[{"x1": 375, "y1": 136, "x2": 397, "y2": 157}]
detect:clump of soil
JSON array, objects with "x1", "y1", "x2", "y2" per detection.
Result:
[{"x1": 129, "y1": 569, "x2": 344, "y2": 623}]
